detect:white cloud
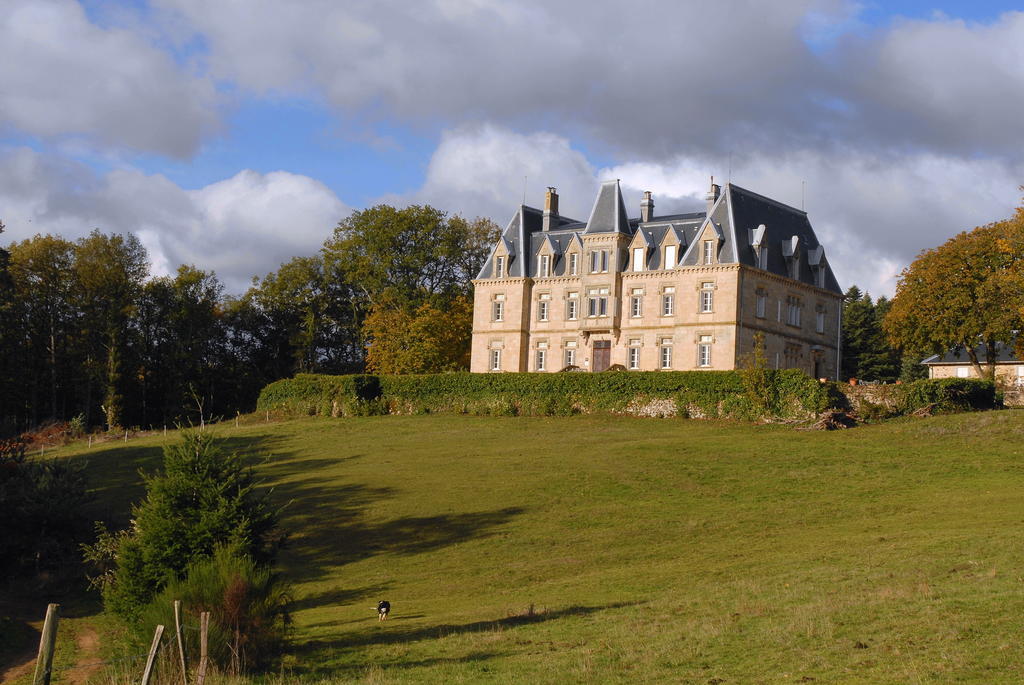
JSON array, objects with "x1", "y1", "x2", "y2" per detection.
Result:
[
  {"x1": 394, "y1": 124, "x2": 1024, "y2": 298},
  {"x1": 0, "y1": 0, "x2": 218, "y2": 157},
  {"x1": 0, "y1": 147, "x2": 349, "y2": 292},
  {"x1": 152, "y1": 1, "x2": 1024, "y2": 162}
]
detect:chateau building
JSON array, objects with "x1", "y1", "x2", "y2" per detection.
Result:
[{"x1": 470, "y1": 180, "x2": 843, "y2": 377}]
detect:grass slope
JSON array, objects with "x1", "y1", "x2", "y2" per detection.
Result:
[{"x1": 55, "y1": 412, "x2": 1024, "y2": 682}]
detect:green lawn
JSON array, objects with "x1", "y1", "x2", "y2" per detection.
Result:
[{"x1": 42, "y1": 411, "x2": 1024, "y2": 682}]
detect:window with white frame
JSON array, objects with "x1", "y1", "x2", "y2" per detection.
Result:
[
  {"x1": 538, "y1": 293, "x2": 550, "y2": 321},
  {"x1": 700, "y1": 281, "x2": 714, "y2": 313},
  {"x1": 590, "y1": 249, "x2": 609, "y2": 273},
  {"x1": 569, "y1": 252, "x2": 578, "y2": 276},
  {"x1": 539, "y1": 254, "x2": 551, "y2": 278},
  {"x1": 662, "y1": 286, "x2": 675, "y2": 316},
  {"x1": 630, "y1": 288, "x2": 643, "y2": 317},
  {"x1": 536, "y1": 348, "x2": 547, "y2": 371},
  {"x1": 957, "y1": 367, "x2": 969, "y2": 378},
  {"x1": 664, "y1": 244, "x2": 677, "y2": 269},
  {"x1": 703, "y1": 240, "x2": 714, "y2": 265},
  {"x1": 564, "y1": 344, "x2": 576, "y2": 368},
  {"x1": 628, "y1": 339, "x2": 641, "y2": 370},
  {"x1": 566, "y1": 291, "x2": 579, "y2": 320},
  {"x1": 786, "y1": 296, "x2": 802, "y2": 327},
  {"x1": 489, "y1": 348, "x2": 501, "y2": 371},
  {"x1": 660, "y1": 338, "x2": 673, "y2": 369},
  {"x1": 492, "y1": 294, "x2": 505, "y2": 322},
  {"x1": 495, "y1": 255, "x2": 505, "y2": 278},
  {"x1": 588, "y1": 287, "x2": 609, "y2": 317},
  {"x1": 633, "y1": 248, "x2": 645, "y2": 272},
  {"x1": 755, "y1": 287, "x2": 767, "y2": 318},
  {"x1": 697, "y1": 335, "x2": 713, "y2": 367},
  {"x1": 815, "y1": 305, "x2": 825, "y2": 334}
]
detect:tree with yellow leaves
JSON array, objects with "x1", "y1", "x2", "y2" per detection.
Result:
[{"x1": 884, "y1": 199, "x2": 1024, "y2": 379}]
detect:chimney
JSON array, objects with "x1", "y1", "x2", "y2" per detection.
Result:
[
  {"x1": 543, "y1": 187, "x2": 559, "y2": 231},
  {"x1": 640, "y1": 190, "x2": 654, "y2": 223},
  {"x1": 705, "y1": 176, "x2": 721, "y2": 214}
]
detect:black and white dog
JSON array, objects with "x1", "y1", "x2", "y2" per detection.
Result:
[{"x1": 376, "y1": 600, "x2": 391, "y2": 621}]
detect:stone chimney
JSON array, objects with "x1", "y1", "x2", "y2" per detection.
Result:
[
  {"x1": 640, "y1": 191, "x2": 654, "y2": 223},
  {"x1": 705, "y1": 177, "x2": 721, "y2": 214},
  {"x1": 543, "y1": 187, "x2": 559, "y2": 231}
]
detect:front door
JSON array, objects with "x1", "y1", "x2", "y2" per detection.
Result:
[{"x1": 593, "y1": 341, "x2": 611, "y2": 372}]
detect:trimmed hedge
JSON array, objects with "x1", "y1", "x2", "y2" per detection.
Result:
[{"x1": 257, "y1": 370, "x2": 832, "y2": 420}]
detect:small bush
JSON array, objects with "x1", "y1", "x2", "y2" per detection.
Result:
[
  {"x1": 897, "y1": 378, "x2": 996, "y2": 414},
  {"x1": 138, "y1": 545, "x2": 291, "y2": 676}
]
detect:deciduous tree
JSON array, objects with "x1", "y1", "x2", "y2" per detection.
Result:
[
  {"x1": 884, "y1": 202, "x2": 1024, "y2": 379},
  {"x1": 363, "y1": 295, "x2": 474, "y2": 374}
]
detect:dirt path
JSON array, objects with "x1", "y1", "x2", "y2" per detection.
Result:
[
  {"x1": 67, "y1": 626, "x2": 101, "y2": 685},
  {"x1": 0, "y1": 648, "x2": 37, "y2": 684},
  {"x1": 0, "y1": 624, "x2": 103, "y2": 685}
]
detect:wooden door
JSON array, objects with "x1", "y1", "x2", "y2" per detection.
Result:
[{"x1": 593, "y1": 341, "x2": 611, "y2": 372}]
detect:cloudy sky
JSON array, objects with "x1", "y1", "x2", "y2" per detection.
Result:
[{"x1": 2, "y1": 0, "x2": 1022, "y2": 295}]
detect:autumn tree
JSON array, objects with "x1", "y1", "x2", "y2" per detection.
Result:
[
  {"x1": 363, "y1": 295, "x2": 474, "y2": 374},
  {"x1": 323, "y1": 206, "x2": 498, "y2": 372},
  {"x1": 884, "y1": 203, "x2": 1024, "y2": 379}
]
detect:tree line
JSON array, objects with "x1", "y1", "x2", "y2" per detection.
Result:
[{"x1": 0, "y1": 209, "x2": 498, "y2": 435}]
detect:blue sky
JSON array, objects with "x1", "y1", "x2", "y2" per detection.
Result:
[{"x1": 2, "y1": 0, "x2": 1023, "y2": 294}]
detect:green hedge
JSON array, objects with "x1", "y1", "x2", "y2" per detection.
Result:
[
  {"x1": 835, "y1": 378, "x2": 997, "y2": 420},
  {"x1": 257, "y1": 370, "x2": 831, "y2": 420},
  {"x1": 897, "y1": 378, "x2": 997, "y2": 413}
]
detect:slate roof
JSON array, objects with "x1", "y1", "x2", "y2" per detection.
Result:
[
  {"x1": 475, "y1": 181, "x2": 843, "y2": 294},
  {"x1": 921, "y1": 341, "x2": 1021, "y2": 365}
]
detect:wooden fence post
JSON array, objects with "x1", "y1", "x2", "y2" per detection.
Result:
[
  {"x1": 195, "y1": 612, "x2": 210, "y2": 685},
  {"x1": 141, "y1": 624, "x2": 165, "y2": 685},
  {"x1": 174, "y1": 600, "x2": 188, "y2": 685},
  {"x1": 33, "y1": 603, "x2": 60, "y2": 685}
]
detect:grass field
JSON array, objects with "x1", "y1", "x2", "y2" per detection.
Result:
[{"x1": 13, "y1": 410, "x2": 1024, "y2": 683}]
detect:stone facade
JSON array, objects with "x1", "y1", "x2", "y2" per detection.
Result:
[{"x1": 471, "y1": 180, "x2": 843, "y2": 376}]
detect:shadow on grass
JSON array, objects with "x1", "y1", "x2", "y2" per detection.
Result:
[
  {"x1": 295, "y1": 602, "x2": 638, "y2": 675},
  {"x1": 257, "y1": 455, "x2": 526, "y2": 585},
  {"x1": 81, "y1": 432, "x2": 294, "y2": 528},
  {"x1": 290, "y1": 583, "x2": 392, "y2": 613}
]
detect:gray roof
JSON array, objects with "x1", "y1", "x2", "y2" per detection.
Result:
[
  {"x1": 584, "y1": 180, "x2": 631, "y2": 234},
  {"x1": 922, "y1": 341, "x2": 1020, "y2": 365},
  {"x1": 475, "y1": 182, "x2": 843, "y2": 293}
]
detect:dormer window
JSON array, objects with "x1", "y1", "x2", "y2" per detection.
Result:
[
  {"x1": 633, "y1": 248, "x2": 645, "y2": 272},
  {"x1": 495, "y1": 255, "x2": 505, "y2": 279},
  {"x1": 538, "y1": 254, "x2": 551, "y2": 278},
  {"x1": 664, "y1": 244, "x2": 677, "y2": 269},
  {"x1": 569, "y1": 252, "x2": 579, "y2": 276},
  {"x1": 703, "y1": 240, "x2": 714, "y2": 265},
  {"x1": 789, "y1": 253, "x2": 800, "y2": 279}
]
